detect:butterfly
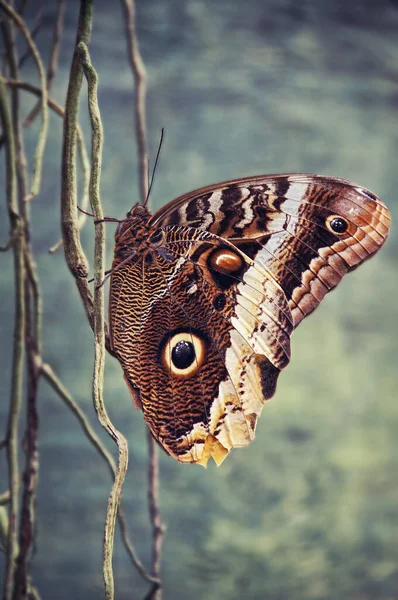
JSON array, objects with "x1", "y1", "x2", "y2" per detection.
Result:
[{"x1": 108, "y1": 174, "x2": 390, "y2": 466}]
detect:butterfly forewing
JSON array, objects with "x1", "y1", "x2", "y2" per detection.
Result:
[{"x1": 151, "y1": 174, "x2": 390, "y2": 327}]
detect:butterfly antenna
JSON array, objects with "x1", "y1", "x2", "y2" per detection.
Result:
[
  {"x1": 144, "y1": 128, "x2": 165, "y2": 207},
  {"x1": 78, "y1": 205, "x2": 125, "y2": 225},
  {"x1": 146, "y1": 155, "x2": 151, "y2": 197}
]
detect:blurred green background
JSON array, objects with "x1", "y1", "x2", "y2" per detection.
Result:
[{"x1": 1, "y1": 0, "x2": 398, "y2": 598}]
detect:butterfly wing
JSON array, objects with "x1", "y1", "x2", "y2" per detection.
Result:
[
  {"x1": 150, "y1": 174, "x2": 390, "y2": 327},
  {"x1": 110, "y1": 225, "x2": 293, "y2": 465},
  {"x1": 111, "y1": 174, "x2": 390, "y2": 466}
]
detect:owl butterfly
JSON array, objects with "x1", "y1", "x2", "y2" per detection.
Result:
[{"x1": 109, "y1": 174, "x2": 390, "y2": 466}]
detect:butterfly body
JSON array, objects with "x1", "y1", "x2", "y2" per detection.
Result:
[{"x1": 109, "y1": 174, "x2": 390, "y2": 466}]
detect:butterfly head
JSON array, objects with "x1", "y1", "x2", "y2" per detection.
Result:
[
  {"x1": 114, "y1": 203, "x2": 151, "y2": 244},
  {"x1": 110, "y1": 204, "x2": 154, "y2": 267},
  {"x1": 125, "y1": 203, "x2": 149, "y2": 220}
]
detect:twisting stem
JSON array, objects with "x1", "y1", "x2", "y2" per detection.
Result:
[
  {"x1": 24, "y1": 0, "x2": 65, "y2": 127},
  {"x1": 2, "y1": 12, "x2": 43, "y2": 596},
  {"x1": 59, "y1": 0, "x2": 113, "y2": 355},
  {"x1": 24, "y1": 248, "x2": 42, "y2": 352},
  {"x1": 0, "y1": 491, "x2": 10, "y2": 506},
  {"x1": 40, "y1": 363, "x2": 159, "y2": 585},
  {"x1": 15, "y1": 252, "x2": 42, "y2": 600},
  {"x1": 0, "y1": 0, "x2": 48, "y2": 200},
  {"x1": 78, "y1": 41, "x2": 129, "y2": 600},
  {"x1": 0, "y1": 503, "x2": 41, "y2": 600},
  {"x1": 121, "y1": 1, "x2": 165, "y2": 595},
  {"x1": 0, "y1": 75, "x2": 26, "y2": 600},
  {"x1": 41, "y1": 363, "x2": 116, "y2": 470},
  {"x1": 18, "y1": 0, "x2": 44, "y2": 68},
  {"x1": 16, "y1": 0, "x2": 30, "y2": 17},
  {"x1": 0, "y1": 506, "x2": 9, "y2": 553},
  {"x1": 5, "y1": 78, "x2": 90, "y2": 250},
  {"x1": 61, "y1": 0, "x2": 94, "y2": 329},
  {"x1": 120, "y1": 0, "x2": 148, "y2": 204},
  {"x1": 147, "y1": 431, "x2": 165, "y2": 600}
]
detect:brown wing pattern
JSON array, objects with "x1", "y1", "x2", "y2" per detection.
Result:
[
  {"x1": 110, "y1": 226, "x2": 292, "y2": 465},
  {"x1": 152, "y1": 174, "x2": 390, "y2": 327}
]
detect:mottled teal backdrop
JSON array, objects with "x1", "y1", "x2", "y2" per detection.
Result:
[{"x1": 1, "y1": 1, "x2": 398, "y2": 598}]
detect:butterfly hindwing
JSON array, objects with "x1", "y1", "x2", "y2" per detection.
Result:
[{"x1": 110, "y1": 226, "x2": 292, "y2": 464}]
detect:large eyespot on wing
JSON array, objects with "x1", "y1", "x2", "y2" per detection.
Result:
[
  {"x1": 124, "y1": 228, "x2": 293, "y2": 466},
  {"x1": 252, "y1": 180, "x2": 391, "y2": 327},
  {"x1": 320, "y1": 184, "x2": 390, "y2": 267},
  {"x1": 160, "y1": 330, "x2": 207, "y2": 379}
]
